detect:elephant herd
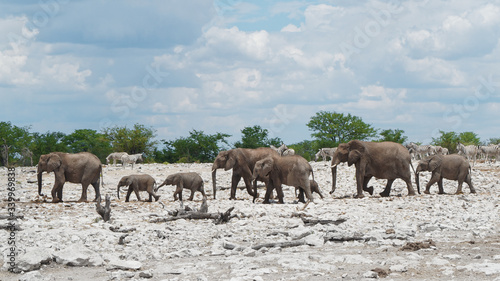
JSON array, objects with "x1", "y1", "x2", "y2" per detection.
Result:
[{"x1": 36, "y1": 140, "x2": 476, "y2": 205}]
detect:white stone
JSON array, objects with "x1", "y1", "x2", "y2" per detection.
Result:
[
  {"x1": 53, "y1": 244, "x2": 103, "y2": 267},
  {"x1": 16, "y1": 247, "x2": 53, "y2": 272},
  {"x1": 108, "y1": 259, "x2": 142, "y2": 271}
]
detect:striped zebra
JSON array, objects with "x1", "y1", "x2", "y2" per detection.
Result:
[
  {"x1": 434, "y1": 146, "x2": 449, "y2": 155},
  {"x1": 406, "y1": 142, "x2": 435, "y2": 160},
  {"x1": 456, "y1": 143, "x2": 479, "y2": 166},
  {"x1": 479, "y1": 144, "x2": 499, "y2": 163},
  {"x1": 315, "y1": 147, "x2": 337, "y2": 161}
]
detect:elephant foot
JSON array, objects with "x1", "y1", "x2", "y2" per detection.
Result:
[
  {"x1": 354, "y1": 193, "x2": 364, "y2": 199},
  {"x1": 51, "y1": 198, "x2": 62, "y2": 203},
  {"x1": 454, "y1": 191, "x2": 463, "y2": 195},
  {"x1": 366, "y1": 186, "x2": 374, "y2": 195},
  {"x1": 438, "y1": 192, "x2": 446, "y2": 195},
  {"x1": 77, "y1": 198, "x2": 88, "y2": 203},
  {"x1": 379, "y1": 192, "x2": 390, "y2": 197},
  {"x1": 423, "y1": 190, "x2": 430, "y2": 194},
  {"x1": 154, "y1": 195, "x2": 160, "y2": 201},
  {"x1": 470, "y1": 189, "x2": 476, "y2": 194},
  {"x1": 262, "y1": 200, "x2": 271, "y2": 204}
]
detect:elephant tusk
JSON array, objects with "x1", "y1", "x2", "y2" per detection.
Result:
[{"x1": 331, "y1": 164, "x2": 338, "y2": 168}]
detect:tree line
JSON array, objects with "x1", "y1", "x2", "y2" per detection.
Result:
[{"x1": 1, "y1": 111, "x2": 498, "y2": 166}]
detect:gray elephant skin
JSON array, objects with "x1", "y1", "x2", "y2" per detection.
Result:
[
  {"x1": 117, "y1": 174, "x2": 159, "y2": 202},
  {"x1": 296, "y1": 179, "x2": 323, "y2": 203},
  {"x1": 212, "y1": 147, "x2": 278, "y2": 200},
  {"x1": 252, "y1": 154, "x2": 315, "y2": 204},
  {"x1": 37, "y1": 152, "x2": 102, "y2": 203},
  {"x1": 331, "y1": 140, "x2": 416, "y2": 198},
  {"x1": 157, "y1": 172, "x2": 205, "y2": 201},
  {"x1": 415, "y1": 154, "x2": 475, "y2": 195}
]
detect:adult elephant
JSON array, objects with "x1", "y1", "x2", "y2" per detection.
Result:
[
  {"x1": 331, "y1": 140, "x2": 416, "y2": 198},
  {"x1": 252, "y1": 154, "x2": 314, "y2": 204},
  {"x1": 212, "y1": 147, "x2": 278, "y2": 199},
  {"x1": 37, "y1": 152, "x2": 102, "y2": 203}
]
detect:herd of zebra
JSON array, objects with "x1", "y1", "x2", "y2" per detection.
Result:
[{"x1": 314, "y1": 142, "x2": 500, "y2": 165}]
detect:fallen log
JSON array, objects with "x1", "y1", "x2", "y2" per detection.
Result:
[
  {"x1": 150, "y1": 207, "x2": 235, "y2": 224},
  {"x1": 251, "y1": 239, "x2": 306, "y2": 250},
  {"x1": 301, "y1": 217, "x2": 346, "y2": 226}
]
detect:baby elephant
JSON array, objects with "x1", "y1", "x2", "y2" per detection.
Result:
[
  {"x1": 296, "y1": 179, "x2": 324, "y2": 203},
  {"x1": 117, "y1": 174, "x2": 160, "y2": 202},
  {"x1": 157, "y1": 172, "x2": 205, "y2": 201},
  {"x1": 415, "y1": 154, "x2": 476, "y2": 195}
]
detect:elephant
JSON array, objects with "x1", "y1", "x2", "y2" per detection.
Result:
[
  {"x1": 415, "y1": 154, "x2": 476, "y2": 195},
  {"x1": 296, "y1": 179, "x2": 323, "y2": 202},
  {"x1": 252, "y1": 154, "x2": 314, "y2": 204},
  {"x1": 331, "y1": 140, "x2": 416, "y2": 198},
  {"x1": 212, "y1": 147, "x2": 278, "y2": 199},
  {"x1": 117, "y1": 174, "x2": 159, "y2": 202},
  {"x1": 37, "y1": 152, "x2": 102, "y2": 203},
  {"x1": 156, "y1": 172, "x2": 205, "y2": 201}
]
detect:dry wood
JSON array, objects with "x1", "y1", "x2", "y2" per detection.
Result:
[
  {"x1": 251, "y1": 239, "x2": 306, "y2": 250},
  {"x1": 96, "y1": 194, "x2": 111, "y2": 222}
]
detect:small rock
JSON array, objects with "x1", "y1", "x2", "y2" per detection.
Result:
[
  {"x1": 363, "y1": 270, "x2": 378, "y2": 278},
  {"x1": 139, "y1": 270, "x2": 153, "y2": 278},
  {"x1": 107, "y1": 259, "x2": 142, "y2": 271},
  {"x1": 389, "y1": 264, "x2": 407, "y2": 272},
  {"x1": 15, "y1": 247, "x2": 53, "y2": 272}
]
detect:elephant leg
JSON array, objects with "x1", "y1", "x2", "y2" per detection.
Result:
[
  {"x1": 263, "y1": 182, "x2": 274, "y2": 204},
  {"x1": 354, "y1": 169, "x2": 365, "y2": 198},
  {"x1": 242, "y1": 177, "x2": 257, "y2": 198},
  {"x1": 91, "y1": 179, "x2": 101, "y2": 202},
  {"x1": 230, "y1": 174, "x2": 242, "y2": 200},
  {"x1": 133, "y1": 188, "x2": 141, "y2": 201},
  {"x1": 147, "y1": 193, "x2": 153, "y2": 202},
  {"x1": 298, "y1": 188, "x2": 306, "y2": 203},
  {"x1": 77, "y1": 181, "x2": 90, "y2": 203},
  {"x1": 438, "y1": 178, "x2": 446, "y2": 194},
  {"x1": 466, "y1": 174, "x2": 476, "y2": 193},
  {"x1": 424, "y1": 173, "x2": 440, "y2": 194},
  {"x1": 275, "y1": 184, "x2": 285, "y2": 204},
  {"x1": 148, "y1": 186, "x2": 160, "y2": 201},
  {"x1": 403, "y1": 177, "x2": 416, "y2": 196},
  {"x1": 51, "y1": 182, "x2": 64, "y2": 203},
  {"x1": 188, "y1": 190, "x2": 195, "y2": 201},
  {"x1": 362, "y1": 176, "x2": 374, "y2": 195},
  {"x1": 125, "y1": 188, "x2": 133, "y2": 202},
  {"x1": 455, "y1": 179, "x2": 464, "y2": 195},
  {"x1": 380, "y1": 179, "x2": 394, "y2": 197}
]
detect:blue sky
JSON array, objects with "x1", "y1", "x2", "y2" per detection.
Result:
[{"x1": 1, "y1": 0, "x2": 500, "y2": 145}]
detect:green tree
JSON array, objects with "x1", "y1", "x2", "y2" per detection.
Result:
[
  {"x1": 289, "y1": 140, "x2": 317, "y2": 161},
  {"x1": 103, "y1": 124, "x2": 157, "y2": 156},
  {"x1": 489, "y1": 138, "x2": 500, "y2": 145},
  {"x1": 307, "y1": 111, "x2": 377, "y2": 146},
  {"x1": 63, "y1": 129, "x2": 113, "y2": 162},
  {"x1": 234, "y1": 125, "x2": 282, "y2": 149},
  {"x1": 161, "y1": 130, "x2": 231, "y2": 163},
  {"x1": 378, "y1": 129, "x2": 408, "y2": 144},
  {"x1": 458, "y1": 132, "x2": 480, "y2": 146},
  {"x1": 0, "y1": 121, "x2": 32, "y2": 166},
  {"x1": 432, "y1": 131, "x2": 459, "y2": 154},
  {"x1": 31, "y1": 131, "x2": 69, "y2": 164}
]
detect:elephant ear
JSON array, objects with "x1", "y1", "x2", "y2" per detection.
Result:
[
  {"x1": 347, "y1": 140, "x2": 365, "y2": 166},
  {"x1": 126, "y1": 177, "x2": 134, "y2": 186},
  {"x1": 260, "y1": 157, "x2": 274, "y2": 177},
  {"x1": 173, "y1": 175, "x2": 182, "y2": 185},
  {"x1": 428, "y1": 156, "x2": 442, "y2": 172},
  {"x1": 225, "y1": 151, "x2": 237, "y2": 171},
  {"x1": 47, "y1": 154, "x2": 62, "y2": 173}
]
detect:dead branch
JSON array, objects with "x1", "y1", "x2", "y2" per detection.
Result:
[
  {"x1": 301, "y1": 217, "x2": 346, "y2": 226},
  {"x1": 96, "y1": 194, "x2": 111, "y2": 222},
  {"x1": 251, "y1": 239, "x2": 306, "y2": 250}
]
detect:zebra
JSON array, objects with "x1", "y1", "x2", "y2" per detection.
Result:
[
  {"x1": 270, "y1": 144, "x2": 295, "y2": 156},
  {"x1": 433, "y1": 146, "x2": 449, "y2": 155},
  {"x1": 456, "y1": 143, "x2": 479, "y2": 166},
  {"x1": 479, "y1": 144, "x2": 499, "y2": 164},
  {"x1": 121, "y1": 153, "x2": 144, "y2": 169},
  {"x1": 106, "y1": 152, "x2": 129, "y2": 166},
  {"x1": 315, "y1": 148, "x2": 336, "y2": 161},
  {"x1": 406, "y1": 142, "x2": 435, "y2": 160}
]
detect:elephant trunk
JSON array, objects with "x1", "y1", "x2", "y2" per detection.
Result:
[
  {"x1": 211, "y1": 168, "x2": 217, "y2": 199},
  {"x1": 330, "y1": 165, "x2": 337, "y2": 194},
  {"x1": 116, "y1": 185, "x2": 121, "y2": 200},
  {"x1": 415, "y1": 171, "x2": 421, "y2": 195},
  {"x1": 37, "y1": 171, "x2": 44, "y2": 196}
]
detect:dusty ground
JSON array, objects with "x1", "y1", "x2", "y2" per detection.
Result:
[{"x1": 1, "y1": 160, "x2": 500, "y2": 281}]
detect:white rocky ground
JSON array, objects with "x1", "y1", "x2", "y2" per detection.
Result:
[{"x1": 1, "y1": 160, "x2": 500, "y2": 281}]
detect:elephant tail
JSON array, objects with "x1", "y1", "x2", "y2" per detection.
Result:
[{"x1": 409, "y1": 161, "x2": 420, "y2": 194}]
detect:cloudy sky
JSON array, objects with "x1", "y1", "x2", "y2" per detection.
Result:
[{"x1": 1, "y1": 0, "x2": 500, "y2": 145}]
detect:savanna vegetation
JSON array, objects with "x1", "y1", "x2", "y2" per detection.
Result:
[{"x1": 0, "y1": 111, "x2": 495, "y2": 166}]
